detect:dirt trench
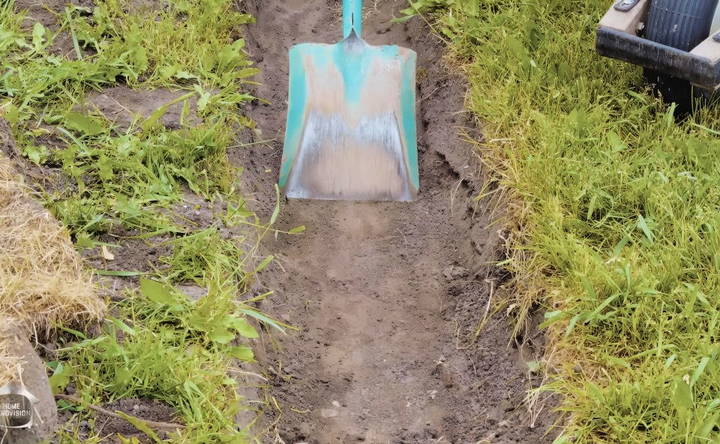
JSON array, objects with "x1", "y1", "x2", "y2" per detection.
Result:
[{"x1": 236, "y1": 0, "x2": 554, "y2": 442}]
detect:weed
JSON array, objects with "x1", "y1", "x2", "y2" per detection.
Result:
[
  {"x1": 1, "y1": 0, "x2": 275, "y2": 442},
  {"x1": 52, "y1": 276, "x2": 260, "y2": 442},
  {"x1": 1, "y1": 0, "x2": 256, "y2": 237},
  {"x1": 160, "y1": 228, "x2": 247, "y2": 284}
]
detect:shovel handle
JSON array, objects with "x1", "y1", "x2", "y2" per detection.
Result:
[{"x1": 343, "y1": 0, "x2": 363, "y2": 39}]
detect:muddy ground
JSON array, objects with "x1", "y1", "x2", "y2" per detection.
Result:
[
  {"x1": 4, "y1": 0, "x2": 555, "y2": 441},
  {"x1": 237, "y1": 0, "x2": 555, "y2": 442}
]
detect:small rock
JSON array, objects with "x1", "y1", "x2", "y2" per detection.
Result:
[
  {"x1": 436, "y1": 363, "x2": 455, "y2": 388},
  {"x1": 2, "y1": 331, "x2": 58, "y2": 444},
  {"x1": 442, "y1": 265, "x2": 469, "y2": 281},
  {"x1": 176, "y1": 285, "x2": 208, "y2": 301},
  {"x1": 320, "y1": 408, "x2": 338, "y2": 418}
]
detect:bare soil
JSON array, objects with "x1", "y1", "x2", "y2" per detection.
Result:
[
  {"x1": 94, "y1": 398, "x2": 179, "y2": 443},
  {"x1": 5, "y1": 0, "x2": 556, "y2": 441},
  {"x1": 236, "y1": 1, "x2": 555, "y2": 442}
]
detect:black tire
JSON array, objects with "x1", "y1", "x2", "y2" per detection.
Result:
[
  {"x1": 646, "y1": 0, "x2": 718, "y2": 51},
  {"x1": 643, "y1": 0, "x2": 719, "y2": 111},
  {"x1": 642, "y1": 69, "x2": 718, "y2": 114}
]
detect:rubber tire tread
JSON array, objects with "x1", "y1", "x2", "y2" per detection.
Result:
[{"x1": 645, "y1": 0, "x2": 718, "y2": 51}]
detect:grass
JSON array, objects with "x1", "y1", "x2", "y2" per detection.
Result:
[
  {"x1": 2, "y1": 0, "x2": 257, "y2": 238},
  {"x1": 52, "y1": 266, "x2": 282, "y2": 443},
  {"x1": 401, "y1": 0, "x2": 720, "y2": 442},
  {"x1": 0, "y1": 154, "x2": 103, "y2": 387},
  {"x1": 0, "y1": 0, "x2": 279, "y2": 442}
]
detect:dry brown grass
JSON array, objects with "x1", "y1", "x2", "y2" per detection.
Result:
[{"x1": 0, "y1": 134, "x2": 105, "y2": 384}]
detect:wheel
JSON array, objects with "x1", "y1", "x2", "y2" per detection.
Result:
[
  {"x1": 643, "y1": 0, "x2": 719, "y2": 111},
  {"x1": 646, "y1": 0, "x2": 718, "y2": 51},
  {"x1": 643, "y1": 69, "x2": 691, "y2": 106}
]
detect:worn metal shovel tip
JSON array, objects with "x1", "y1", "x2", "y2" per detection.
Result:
[{"x1": 279, "y1": 36, "x2": 419, "y2": 202}]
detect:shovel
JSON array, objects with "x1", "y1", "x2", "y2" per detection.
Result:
[{"x1": 279, "y1": 0, "x2": 419, "y2": 201}]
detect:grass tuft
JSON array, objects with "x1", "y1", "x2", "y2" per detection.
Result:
[{"x1": 0, "y1": 152, "x2": 103, "y2": 343}]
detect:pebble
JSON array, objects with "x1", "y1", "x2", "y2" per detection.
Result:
[
  {"x1": 320, "y1": 408, "x2": 338, "y2": 418},
  {"x1": 176, "y1": 285, "x2": 208, "y2": 301}
]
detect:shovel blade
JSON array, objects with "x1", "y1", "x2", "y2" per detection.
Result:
[{"x1": 280, "y1": 38, "x2": 418, "y2": 201}]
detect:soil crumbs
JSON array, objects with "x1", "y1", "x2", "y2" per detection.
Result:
[{"x1": 237, "y1": 0, "x2": 556, "y2": 443}]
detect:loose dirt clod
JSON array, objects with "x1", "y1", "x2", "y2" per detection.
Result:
[{"x1": 237, "y1": 0, "x2": 554, "y2": 442}]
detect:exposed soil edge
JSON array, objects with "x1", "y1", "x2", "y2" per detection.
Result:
[{"x1": 234, "y1": 0, "x2": 557, "y2": 442}]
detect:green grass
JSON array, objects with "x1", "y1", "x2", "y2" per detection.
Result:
[
  {"x1": 402, "y1": 0, "x2": 720, "y2": 442},
  {"x1": 0, "y1": 0, "x2": 278, "y2": 442},
  {"x1": 2, "y1": 0, "x2": 257, "y2": 238},
  {"x1": 52, "y1": 275, "x2": 267, "y2": 443}
]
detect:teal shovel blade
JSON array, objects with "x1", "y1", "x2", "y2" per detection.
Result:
[{"x1": 279, "y1": 0, "x2": 418, "y2": 201}]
